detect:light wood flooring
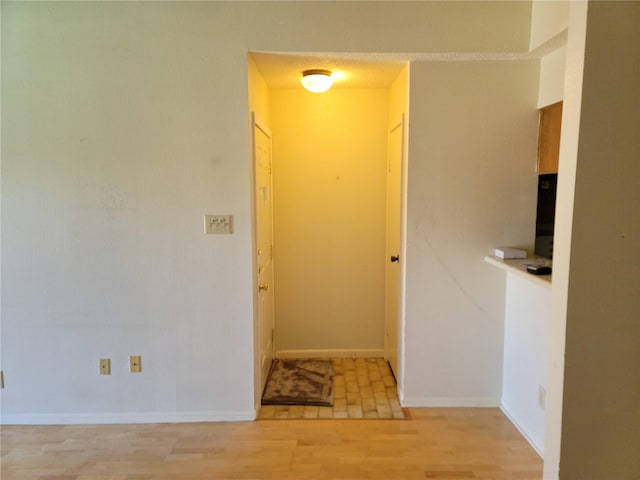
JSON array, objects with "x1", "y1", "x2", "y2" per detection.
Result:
[
  {"x1": 1, "y1": 408, "x2": 543, "y2": 479},
  {"x1": 259, "y1": 358, "x2": 406, "y2": 420}
]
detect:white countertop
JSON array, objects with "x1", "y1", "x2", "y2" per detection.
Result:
[{"x1": 485, "y1": 255, "x2": 552, "y2": 288}]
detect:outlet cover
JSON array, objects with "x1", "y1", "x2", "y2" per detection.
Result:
[
  {"x1": 129, "y1": 355, "x2": 142, "y2": 373},
  {"x1": 538, "y1": 385, "x2": 547, "y2": 409},
  {"x1": 99, "y1": 358, "x2": 111, "y2": 375},
  {"x1": 204, "y1": 215, "x2": 232, "y2": 234}
]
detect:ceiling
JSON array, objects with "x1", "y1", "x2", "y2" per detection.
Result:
[
  {"x1": 250, "y1": 52, "x2": 407, "y2": 90},
  {"x1": 250, "y1": 30, "x2": 568, "y2": 90}
]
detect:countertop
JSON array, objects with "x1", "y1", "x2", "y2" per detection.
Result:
[{"x1": 485, "y1": 255, "x2": 552, "y2": 288}]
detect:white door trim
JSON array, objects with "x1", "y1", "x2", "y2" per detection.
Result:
[{"x1": 250, "y1": 111, "x2": 274, "y2": 414}]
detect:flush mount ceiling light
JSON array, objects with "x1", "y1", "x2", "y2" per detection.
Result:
[{"x1": 301, "y1": 69, "x2": 333, "y2": 93}]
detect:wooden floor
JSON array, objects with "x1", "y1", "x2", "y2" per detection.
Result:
[{"x1": 1, "y1": 408, "x2": 542, "y2": 479}]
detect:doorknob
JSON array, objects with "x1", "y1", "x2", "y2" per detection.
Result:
[
  {"x1": 390, "y1": 255, "x2": 400, "y2": 263},
  {"x1": 259, "y1": 283, "x2": 269, "y2": 292}
]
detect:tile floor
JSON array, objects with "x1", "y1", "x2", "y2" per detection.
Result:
[{"x1": 259, "y1": 357, "x2": 407, "y2": 420}]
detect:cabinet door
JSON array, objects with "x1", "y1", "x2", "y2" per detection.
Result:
[{"x1": 537, "y1": 101, "x2": 563, "y2": 174}]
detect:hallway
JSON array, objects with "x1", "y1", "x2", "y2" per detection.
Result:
[{"x1": 259, "y1": 358, "x2": 406, "y2": 420}]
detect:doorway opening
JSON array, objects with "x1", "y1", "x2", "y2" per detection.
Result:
[{"x1": 249, "y1": 53, "x2": 409, "y2": 416}]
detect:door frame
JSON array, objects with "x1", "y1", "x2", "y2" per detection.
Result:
[
  {"x1": 249, "y1": 105, "x2": 409, "y2": 411},
  {"x1": 250, "y1": 111, "x2": 275, "y2": 414},
  {"x1": 385, "y1": 114, "x2": 407, "y2": 399}
]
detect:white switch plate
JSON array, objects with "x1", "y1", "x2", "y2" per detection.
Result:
[{"x1": 204, "y1": 215, "x2": 232, "y2": 234}]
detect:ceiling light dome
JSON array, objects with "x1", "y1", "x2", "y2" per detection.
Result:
[{"x1": 301, "y1": 69, "x2": 333, "y2": 93}]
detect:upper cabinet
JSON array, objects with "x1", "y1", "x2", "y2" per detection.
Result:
[{"x1": 537, "y1": 101, "x2": 563, "y2": 174}]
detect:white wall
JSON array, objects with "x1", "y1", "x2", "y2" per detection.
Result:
[
  {"x1": 530, "y1": 1, "x2": 570, "y2": 50},
  {"x1": 538, "y1": 46, "x2": 567, "y2": 108},
  {"x1": 543, "y1": 2, "x2": 588, "y2": 474},
  {"x1": 531, "y1": 0, "x2": 568, "y2": 109},
  {"x1": 269, "y1": 88, "x2": 388, "y2": 356},
  {"x1": 502, "y1": 274, "x2": 551, "y2": 455},
  {"x1": 2, "y1": 2, "x2": 259, "y2": 422},
  {"x1": 403, "y1": 61, "x2": 540, "y2": 406},
  {"x1": 0, "y1": 1, "x2": 534, "y2": 423}
]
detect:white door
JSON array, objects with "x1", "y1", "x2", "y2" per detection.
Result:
[
  {"x1": 252, "y1": 113, "x2": 275, "y2": 393},
  {"x1": 385, "y1": 116, "x2": 404, "y2": 379}
]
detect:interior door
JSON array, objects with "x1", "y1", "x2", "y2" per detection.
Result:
[
  {"x1": 252, "y1": 113, "x2": 275, "y2": 392},
  {"x1": 385, "y1": 116, "x2": 404, "y2": 379}
]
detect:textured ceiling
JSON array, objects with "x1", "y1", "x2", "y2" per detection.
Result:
[
  {"x1": 250, "y1": 30, "x2": 567, "y2": 90},
  {"x1": 250, "y1": 52, "x2": 407, "y2": 90}
]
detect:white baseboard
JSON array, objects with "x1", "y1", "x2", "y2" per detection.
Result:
[
  {"x1": 402, "y1": 396, "x2": 501, "y2": 408},
  {"x1": 275, "y1": 349, "x2": 385, "y2": 359},
  {"x1": 500, "y1": 404, "x2": 544, "y2": 458},
  {"x1": 0, "y1": 410, "x2": 256, "y2": 426}
]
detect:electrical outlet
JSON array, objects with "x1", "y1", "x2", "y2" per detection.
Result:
[
  {"x1": 204, "y1": 215, "x2": 232, "y2": 234},
  {"x1": 129, "y1": 355, "x2": 142, "y2": 373},
  {"x1": 538, "y1": 385, "x2": 546, "y2": 409},
  {"x1": 99, "y1": 358, "x2": 111, "y2": 375}
]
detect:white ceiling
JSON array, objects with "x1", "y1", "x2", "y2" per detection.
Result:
[{"x1": 250, "y1": 30, "x2": 567, "y2": 90}]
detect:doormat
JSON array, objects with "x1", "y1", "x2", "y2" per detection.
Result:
[{"x1": 262, "y1": 359, "x2": 334, "y2": 406}]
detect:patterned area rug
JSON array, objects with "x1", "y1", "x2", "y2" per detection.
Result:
[{"x1": 261, "y1": 359, "x2": 334, "y2": 406}]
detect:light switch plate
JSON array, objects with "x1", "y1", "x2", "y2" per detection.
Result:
[{"x1": 204, "y1": 215, "x2": 232, "y2": 234}]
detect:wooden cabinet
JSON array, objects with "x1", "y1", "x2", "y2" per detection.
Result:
[{"x1": 537, "y1": 101, "x2": 563, "y2": 174}]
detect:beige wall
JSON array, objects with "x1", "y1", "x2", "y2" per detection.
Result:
[
  {"x1": 531, "y1": 0, "x2": 568, "y2": 109},
  {"x1": 248, "y1": 56, "x2": 271, "y2": 126},
  {"x1": 538, "y1": 46, "x2": 567, "y2": 107},
  {"x1": 389, "y1": 66, "x2": 409, "y2": 126},
  {"x1": 556, "y1": 2, "x2": 640, "y2": 477},
  {"x1": 530, "y1": 0, "x2": 570, "y2": 50},
  {"x1": 270, "y1": 88, "x2": 389, "y2": 354}
]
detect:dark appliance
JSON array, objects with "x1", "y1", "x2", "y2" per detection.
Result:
[{"x1": 534, "y1": 173, "x2": 557, "y2": 259}]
